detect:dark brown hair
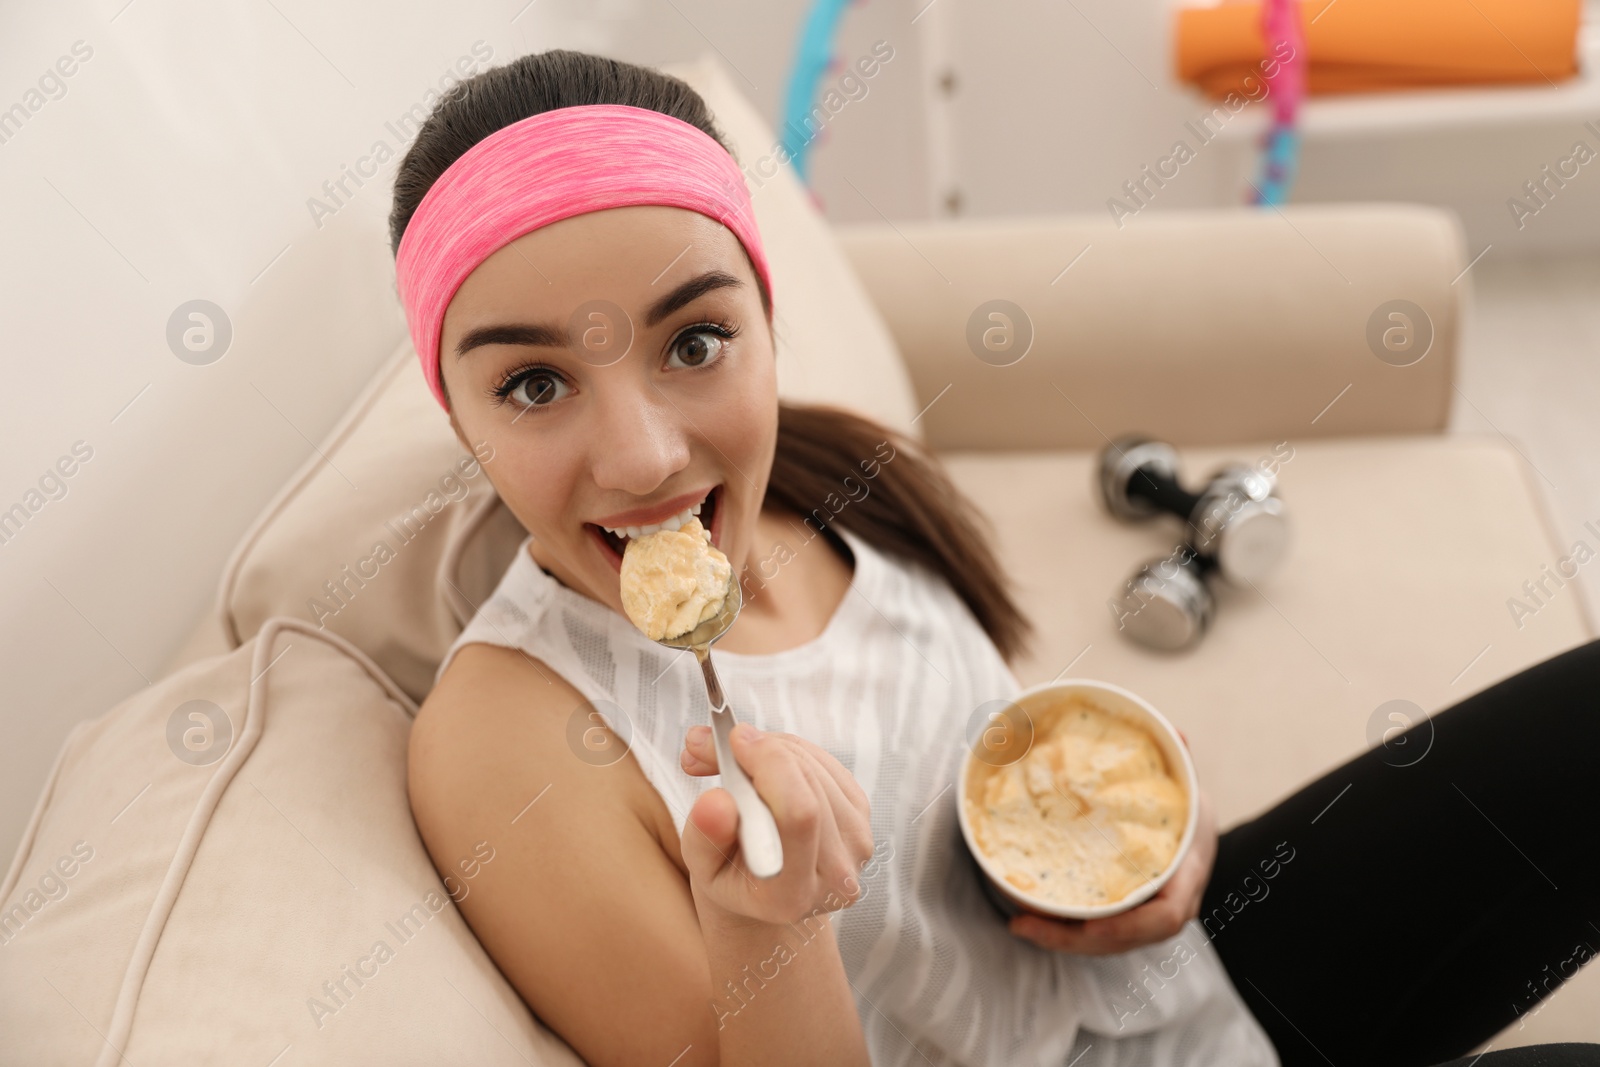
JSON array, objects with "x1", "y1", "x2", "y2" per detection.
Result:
[{"x1": 388, "y1": 48, "x2": 1034, "y2": 664}]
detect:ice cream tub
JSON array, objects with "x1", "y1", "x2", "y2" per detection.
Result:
[{"x1": 957, "y1": 678, "x2": 1200, "y2": 922}]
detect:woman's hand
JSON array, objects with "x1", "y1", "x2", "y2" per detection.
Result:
[
  {"x1": 1009, "y1": 785, "x2": 1218, "y2": 956},
  {"x1": 679, "y1": 722, "x2": 875, "y2": 929}
]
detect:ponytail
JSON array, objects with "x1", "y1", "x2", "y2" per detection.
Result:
[{"x1": 767, "y1": 402, "x2": 1034, "y2": 665}]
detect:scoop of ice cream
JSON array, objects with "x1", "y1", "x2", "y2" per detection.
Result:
[
  {"x1": 964, "y1": 695, "x2": 1187, "y2": 908},
  {"x1": 618, "y1": 516, "x2": 733, "y2": 641}
]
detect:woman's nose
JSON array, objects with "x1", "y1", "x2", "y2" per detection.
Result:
[{"x1": 587, "y1": 384, "x2": 691, "y2": 493}]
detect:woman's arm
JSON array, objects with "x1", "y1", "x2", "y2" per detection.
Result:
[
  {"x1": 695, "y1": 893, "x2": 862, "y2": 1055},
  {"x1": 679, "y1": 724, "x2": 872, "y2": 1061},
  {"x1": 408, "y1": 643, "x2": 870, "y2": 1066}
]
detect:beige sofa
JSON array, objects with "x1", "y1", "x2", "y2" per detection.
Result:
[{"x1": 2, "y1": 53, "x2": 1592, "y2": 1065}]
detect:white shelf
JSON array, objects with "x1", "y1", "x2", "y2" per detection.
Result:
[{"x1": 1209, "y1": 25, "x2": 1600, "y2": 142}]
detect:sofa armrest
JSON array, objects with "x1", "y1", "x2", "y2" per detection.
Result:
[{"x1": 834, "y1": 204, "x2": 1466, "y2": 452}]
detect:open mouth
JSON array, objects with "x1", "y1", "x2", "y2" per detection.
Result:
[{"x1": 587, "y1": 484, "x2": 722, "y2": 572}]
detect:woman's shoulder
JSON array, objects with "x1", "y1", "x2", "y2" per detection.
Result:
[
  {"x1": 423, "y1": 639, "x2": 551, "y2": 713},
  {"x1": 412, "y1": 642, "x2": 682, "y2": 866},
  {"x1": 413, "y1": 643, "x2": 563, "y2": 798},
  {"x1": 416, "y1": 641, "x2": 589, "y2": 778}
]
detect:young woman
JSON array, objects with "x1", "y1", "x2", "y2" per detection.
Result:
[{"x1": 400, "y1": 48, "x2": 1600, "y2": 1067}]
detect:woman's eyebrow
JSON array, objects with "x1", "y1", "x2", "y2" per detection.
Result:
[
  {"x1": 641, "y1": 268, "x2": 742, "y2": 327},
  {"x1": 454, "y1": 269, "x2": 743, "y2": 359}
]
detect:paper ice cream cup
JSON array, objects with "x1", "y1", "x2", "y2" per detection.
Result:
[{"x1": 957, "y1": 678, "x2": 1200, "y2": 922}]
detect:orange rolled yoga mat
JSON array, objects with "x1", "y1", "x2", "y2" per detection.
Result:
[{"x1": 1175, "y1": 0, "x2": 1582, "y2": 98}]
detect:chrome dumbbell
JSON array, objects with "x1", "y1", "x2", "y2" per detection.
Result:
[
  {"x1": 1096, "y1": 434, "x2": 1289, "y2": 586},
  {"x1": 1107, "y1": 543, "x2": 1218, "y2": 651}
]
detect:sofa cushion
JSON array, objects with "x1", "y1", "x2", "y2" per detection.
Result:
[
  {"x1": 217, "y1": 52, "x2": 917, "y2": 699},
  {"x1": 218, "y1": 341, "x2": 525, "y2": 702},
  {"x1": 0, "y1": 618, "x2": 581, "y2": 1066}
]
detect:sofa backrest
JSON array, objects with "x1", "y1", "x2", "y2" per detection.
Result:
[{"x1": 836, "y1": 203, "x2": 1466, "y2": 451}]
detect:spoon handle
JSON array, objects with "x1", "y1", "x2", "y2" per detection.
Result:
[{"x1": 698, "y1": 650, "x2": 784, "y2": 879}]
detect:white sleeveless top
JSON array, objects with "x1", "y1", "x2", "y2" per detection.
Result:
[{"x1": 435, "y1": 525, "x2": 1279, "y2": 1067}]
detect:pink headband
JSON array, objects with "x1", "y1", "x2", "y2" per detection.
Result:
[{"x1": 395, "y1": 103, "x2": 774, "y2": 410}]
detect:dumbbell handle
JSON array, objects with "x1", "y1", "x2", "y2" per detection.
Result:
[
  {"x1": 1125, "y1": 464, "x2": 1200, "y2": 521},
  {"x1": 1098, "y1": 434, "x2": 1289, "y2": 587}
]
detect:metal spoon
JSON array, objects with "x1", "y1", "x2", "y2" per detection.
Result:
[{"x1": 660, "y1": 575, "x2": 784, "y2": 878}]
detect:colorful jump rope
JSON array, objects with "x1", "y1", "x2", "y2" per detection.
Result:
[
  {"x1": 780, "y1": 0, "x2": 852, "y2": 196},
  {"x1": 1250, "y1": 0, "x2": 1307, "y2": 206}
]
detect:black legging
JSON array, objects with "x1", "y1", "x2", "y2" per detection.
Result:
[{"x1": 1202, "y1": 635, "x2": 1600, "y2": 1066}]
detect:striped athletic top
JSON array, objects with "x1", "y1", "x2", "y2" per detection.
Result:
[{"x1": 434, "y1": 524, "x2": 1279, "y2": 1067}]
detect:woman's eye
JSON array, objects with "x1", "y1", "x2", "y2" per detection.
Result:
[
  {"x1": 667, "y1": 327, "x2": 730, "y2": 369},
  {"x1": 503, "y1": 369, "x2": 570, "y2": 410}
]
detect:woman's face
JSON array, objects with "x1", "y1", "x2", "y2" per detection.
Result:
[{"x1": 438, "y1": 204, "x2": 778, "y2": 616}]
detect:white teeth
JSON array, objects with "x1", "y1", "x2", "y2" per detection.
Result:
[{"x1": 601, "y1": 498, "x2": 705, "y2": 542}]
